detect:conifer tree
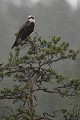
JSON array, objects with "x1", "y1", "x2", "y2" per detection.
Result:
[{"x1": 0, "y1": 33, "x2": 79, "y2": 120}]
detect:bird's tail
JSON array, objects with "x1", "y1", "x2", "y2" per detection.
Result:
[{"x1": 11, "y1": 39, "x2": 18, "y2": 49}]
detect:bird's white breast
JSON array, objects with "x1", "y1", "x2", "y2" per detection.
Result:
[{"x1": 29, "y1": 18, "x2": 35, "y2": 23}]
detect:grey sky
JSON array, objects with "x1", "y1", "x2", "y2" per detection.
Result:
[
  {"x1": 3, "y1": 0, "x2": 53, "y2": 7},
  {"x1": 2, "y1": 0, "x2": 80, "y2": 9},
  {"x1": 66, "y1": 0, "x2": 80, "y2": 10}
]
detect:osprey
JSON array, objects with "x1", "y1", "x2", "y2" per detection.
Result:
[{"x1": 11, "y1": 15, "x2": 35, "y2": 49}]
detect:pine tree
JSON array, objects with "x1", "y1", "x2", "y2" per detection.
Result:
[{"x1": 0, "y1": 33, "x2": 79, "y2": 120}]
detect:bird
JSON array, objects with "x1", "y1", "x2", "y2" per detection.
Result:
[{"x1": 11, "y1": 15, "x2": 35, "y2": 49}]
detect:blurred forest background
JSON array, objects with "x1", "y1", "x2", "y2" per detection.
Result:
[{"x1": 0, "y1": 0, "x2": 80, "y2": 119}]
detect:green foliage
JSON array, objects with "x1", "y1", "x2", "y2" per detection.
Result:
[
  {"x1": 0, "y1": 33, "x2": 79, "y2": 120},
  {"x1": 61, "y1": 105, "x2": 80, "y2": 120}
]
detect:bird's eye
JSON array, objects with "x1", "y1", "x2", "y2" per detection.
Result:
[{"x1": 29, "y1": 17, "x2": 34, "y2": 19}]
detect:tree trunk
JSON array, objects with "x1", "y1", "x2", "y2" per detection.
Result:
[{"x1": 29, "y1": 80, "x2": 34, "y2": 120}]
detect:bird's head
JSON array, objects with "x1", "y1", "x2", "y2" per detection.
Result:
[{"x1": 28, "y1": 15, "x2": 35, "y2": 23}]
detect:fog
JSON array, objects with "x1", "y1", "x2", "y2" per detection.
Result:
[
  {"x1": 0, "y1": 0, "x2": 80, "y2": 119},
  {"x1": 66, "y1": 0, "x2": 80, "y2": 9}
]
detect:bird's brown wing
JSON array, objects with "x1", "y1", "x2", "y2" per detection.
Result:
[
  {"x1": 17, "y1": 20, "x2": 30, "y2": 35},
  {"x1": 11, "y1": 21, "x2": 34, "y2": 49},
  {"x1": 16, "y1": 20, "x2": 34, "y2": 40}
]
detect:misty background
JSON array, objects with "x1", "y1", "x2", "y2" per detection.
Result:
[{"x1": 0, "y1": 0, "x2": 80, "y2": 119}]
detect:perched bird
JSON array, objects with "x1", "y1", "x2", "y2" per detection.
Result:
[{"x1": 11, "y1": 15, "x2": 35, "y2": 49}]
